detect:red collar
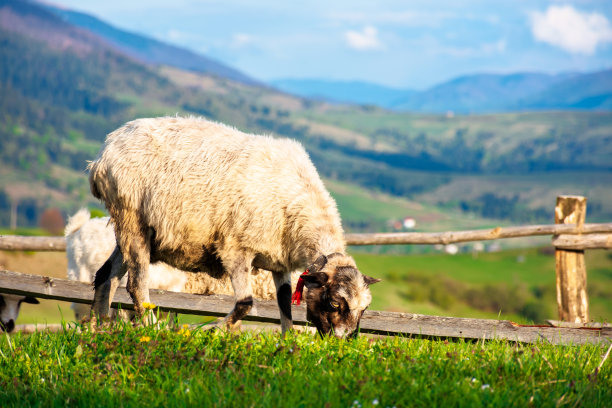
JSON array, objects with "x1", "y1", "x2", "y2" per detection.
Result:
[{"x1": 291, "y1": 268, "x2": 309, "y2": 305}]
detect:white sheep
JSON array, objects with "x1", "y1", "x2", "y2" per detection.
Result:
[
  {"x1": 89, "y1": 116, "x2": 379, "y2": 337},
  {"x1": 65, "y1": 208, "x2": 290, "y2": 320}
]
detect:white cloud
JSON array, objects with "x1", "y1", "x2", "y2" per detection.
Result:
[
  {"x1": 530, "y1": 5, "x2": 612, "y2": 55},
  {"x1": 344, "y1": 26, "x2": 382, "y2": 50}
]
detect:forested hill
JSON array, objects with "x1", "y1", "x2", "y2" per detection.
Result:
[
  {"x1": 42, "y1": 3, "x2": 260, "y2": 86},
  {"x1": 1, "y1": 0, "x2": 611, "y2": 229}
]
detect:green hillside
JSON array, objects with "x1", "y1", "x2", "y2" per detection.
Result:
[
  {"x1": 0, "y1": 0, "x2": 611, "y2": 233},
  {"x1": 296, "y1": 107, "x2": 612, "y2": 173},
  {"x1": 354, "y1": 248, "x2": 612, "y2": 323}
]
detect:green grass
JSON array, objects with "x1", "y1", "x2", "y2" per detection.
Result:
[
  {"x1": 0, "y1": 227, "x2": 50, "y2": 236},
  {"x1": 326, "y1": 178, "x2": 506, "y2": 234},
  {"x1": 1, "y1": 320, "x2": 610, "y2": 407}
]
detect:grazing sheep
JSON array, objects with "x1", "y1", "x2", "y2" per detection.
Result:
[
  {"x1": 0, "y1": 294, "x2": 39, "y2": 332},
  {"x1": 89, "y1": 116, "x2": 379, "y2": 337},
  {"x1": 65, "y1": 209, "x2": 187, "y2": 320},
  {"x1": 65, "y1": 208, "x2": 292, "y2": 320}
]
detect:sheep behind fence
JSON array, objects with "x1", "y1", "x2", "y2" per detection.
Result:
[{"x1": 1, "y1": 195, "x2": 611, "y2": 340}]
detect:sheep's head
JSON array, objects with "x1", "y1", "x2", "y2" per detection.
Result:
[
  {"x1": 302, "y1": 253, "x2": 380, "y2": 338},
  {"x1": 0, "y1": 294, "x2": 39, "y2": 333}
]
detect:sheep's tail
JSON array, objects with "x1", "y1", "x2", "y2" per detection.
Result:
[
  {"x1": 87, "y1": 160, "x2": 104, "y2": 199},
  {"x1": 64, "y1": 208, "x2": 91, "y2": 237}
]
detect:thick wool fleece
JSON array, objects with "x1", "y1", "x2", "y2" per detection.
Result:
[
  {"x1": 65, "y1": 209, "x2": 296, "y2": 305},
  {"x1": 89, "y1": 116, "x2": 346, "y2": 275}
]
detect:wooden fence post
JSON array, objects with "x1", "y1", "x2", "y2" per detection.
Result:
[{"x1": 554, "y1": 195, "x2": 589, "y2": 323}]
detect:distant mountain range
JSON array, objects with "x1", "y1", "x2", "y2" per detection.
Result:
[
  {"x1": 30, "y1": 1, "x2": 612, "y2": 113},
  {"x1": 41, "y1": 2, "x2": 260, "y2": 86},
  {"x1": 273, "y1": 70, "x2": 612, "y2": 113},
  {"x1": 270, "y1": 79, "x2": 415, "y2": 108}
]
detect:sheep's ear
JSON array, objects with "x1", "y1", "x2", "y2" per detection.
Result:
[
  {"x1": 309, "y1": 254, "x2": 328, "y2": 273},
  {"x1": 302, "y1": 272, "x2": 329, "y2": 289},
  {"x1": 362, "y1": 275, "x2": 381, "y2": 286},
  {"x1": 23, "y1": 297, "x2": 39, "y2": 304}
]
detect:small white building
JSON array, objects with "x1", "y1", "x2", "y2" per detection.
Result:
[
  {"x1": 444, "y1": 244, "x2": 459, "y2": 255},
  {"x1": 403, "y1": 217, "x2": 416, "y2": 229}
]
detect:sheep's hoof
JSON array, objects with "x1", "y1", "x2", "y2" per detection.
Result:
[
  {"x1": 200, "y1": 321, "x2": 223, "y2": 332},
  {"x1": 88, "y1": 315, "x2": 114, "y2": 332},
  {"x1": 79, "y1": 315, "x2": 95, "y2": 332},
  {"x1": 198, "y1": 319, "x2": 240, "y2": 333},
  {"x1": 226, "y1": 320, "x2": 242, "y2": 332}
]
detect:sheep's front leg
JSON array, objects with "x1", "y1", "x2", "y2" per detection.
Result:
[
  {"x1": 273, "y1": 271, "x2": 293, "y2": 334},
  {"x1": 224, "y1": 255, "x2": 254, "y2": 331}
]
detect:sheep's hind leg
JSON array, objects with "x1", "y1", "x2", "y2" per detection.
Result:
[
  {"x1": 91, "y1": 246, "x2": 127, "y2": 320},
  {"x1": 218, "y1": 254, "x2": 254, "y2": 332},
  {"x1": 117, "y1": 226, "x2": 153, "y2": 321},
  {"x1": 273, "y1": 271, "x2": 293, "y2": 335}
]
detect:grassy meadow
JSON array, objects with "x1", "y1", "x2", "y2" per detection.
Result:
[
  {"x1": 357, "y1": 248, "x2": 612, "y2": 324},
  {"x1": 1, "y1": 319, "x2": 611, "y2": 407}
]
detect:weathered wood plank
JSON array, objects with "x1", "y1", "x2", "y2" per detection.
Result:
[
  {"x1": 552, "y1": 233, "x2": 612, "y2": 250},
  {"x1": 555, "y1": 196, "x2": 589, "y2": 324},
  {"x1": 1, "y1": 270, "x2": 609, "y2": 345},
  {"x1": 0, "y1": 269, "x2": 304, "y2": 322},
  {"x1": 345, "y1": 223, "x2": 612, "y2": 246},
  {"x1": 546, "y1": 320, "x2": 612, "y2": 329},
  {"x1": 0, "y1": 235, "x2": 66, "y2": 251},
  {"x1": 359, "y1": 311, "x2": 610, "y2": 346},
  {"x1": 2, "y1": 223, "x2": 612, "y2": 251}
]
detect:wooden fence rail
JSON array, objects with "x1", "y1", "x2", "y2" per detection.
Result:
[
  {"x1": 346, "y1": 223, "x2": 612, "y2": 248},
  {"x1": 0, "y1": 270, "x2": 609, "y2": 346},
  {"x1": 2, "y1": 222, "x2": 612, "y2": 251}
]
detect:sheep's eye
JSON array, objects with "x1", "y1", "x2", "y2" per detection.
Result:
[{"x1": 330, "y1": 301, "x2": 340, "y2": 309}]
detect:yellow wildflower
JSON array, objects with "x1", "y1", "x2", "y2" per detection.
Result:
[
  {"x1": 139, "y1": 336, "x2": 151, "y2": 343},
  {"x1": 178, "y1": 324, "x2": 191, "y2": 337},
  {"x1": 142, "y1": 302, "x2": 156, "y2": 310}
]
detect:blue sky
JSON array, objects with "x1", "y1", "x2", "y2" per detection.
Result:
[{"x1": 50, "y1": 0, "x2": 612, "y2": 89}]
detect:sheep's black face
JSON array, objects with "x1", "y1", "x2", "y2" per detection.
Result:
[
  {"x1": 302, "y1": 254, "x2": 380, "y2": 338},
  {"x1": 0, "y1": 295, "x2": 39, "y2": 333}
]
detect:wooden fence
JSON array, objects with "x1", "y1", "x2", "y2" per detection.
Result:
[
  {"x1": 1, "y1": 195, "x2": 611, "y2": 345},
  {"x1": 0, "y1": 270, "x2": 609, "y2": 345}
]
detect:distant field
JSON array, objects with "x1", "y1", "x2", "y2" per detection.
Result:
[
  {"x1": 297, "y1": 108, "x2": 612, "y2": 153},
  {"x1": 413, "y1": 171, "x2": 612, "y2": 223},
  {"x1": 326, "y1": 177, "x2": 553, "y2": 254},
  {"x1": 354, "y1": 248, "x2": 612, "y2": 324},
  {"x1": 325, "y1": 178, "x2": 508, "y2": 234}
]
